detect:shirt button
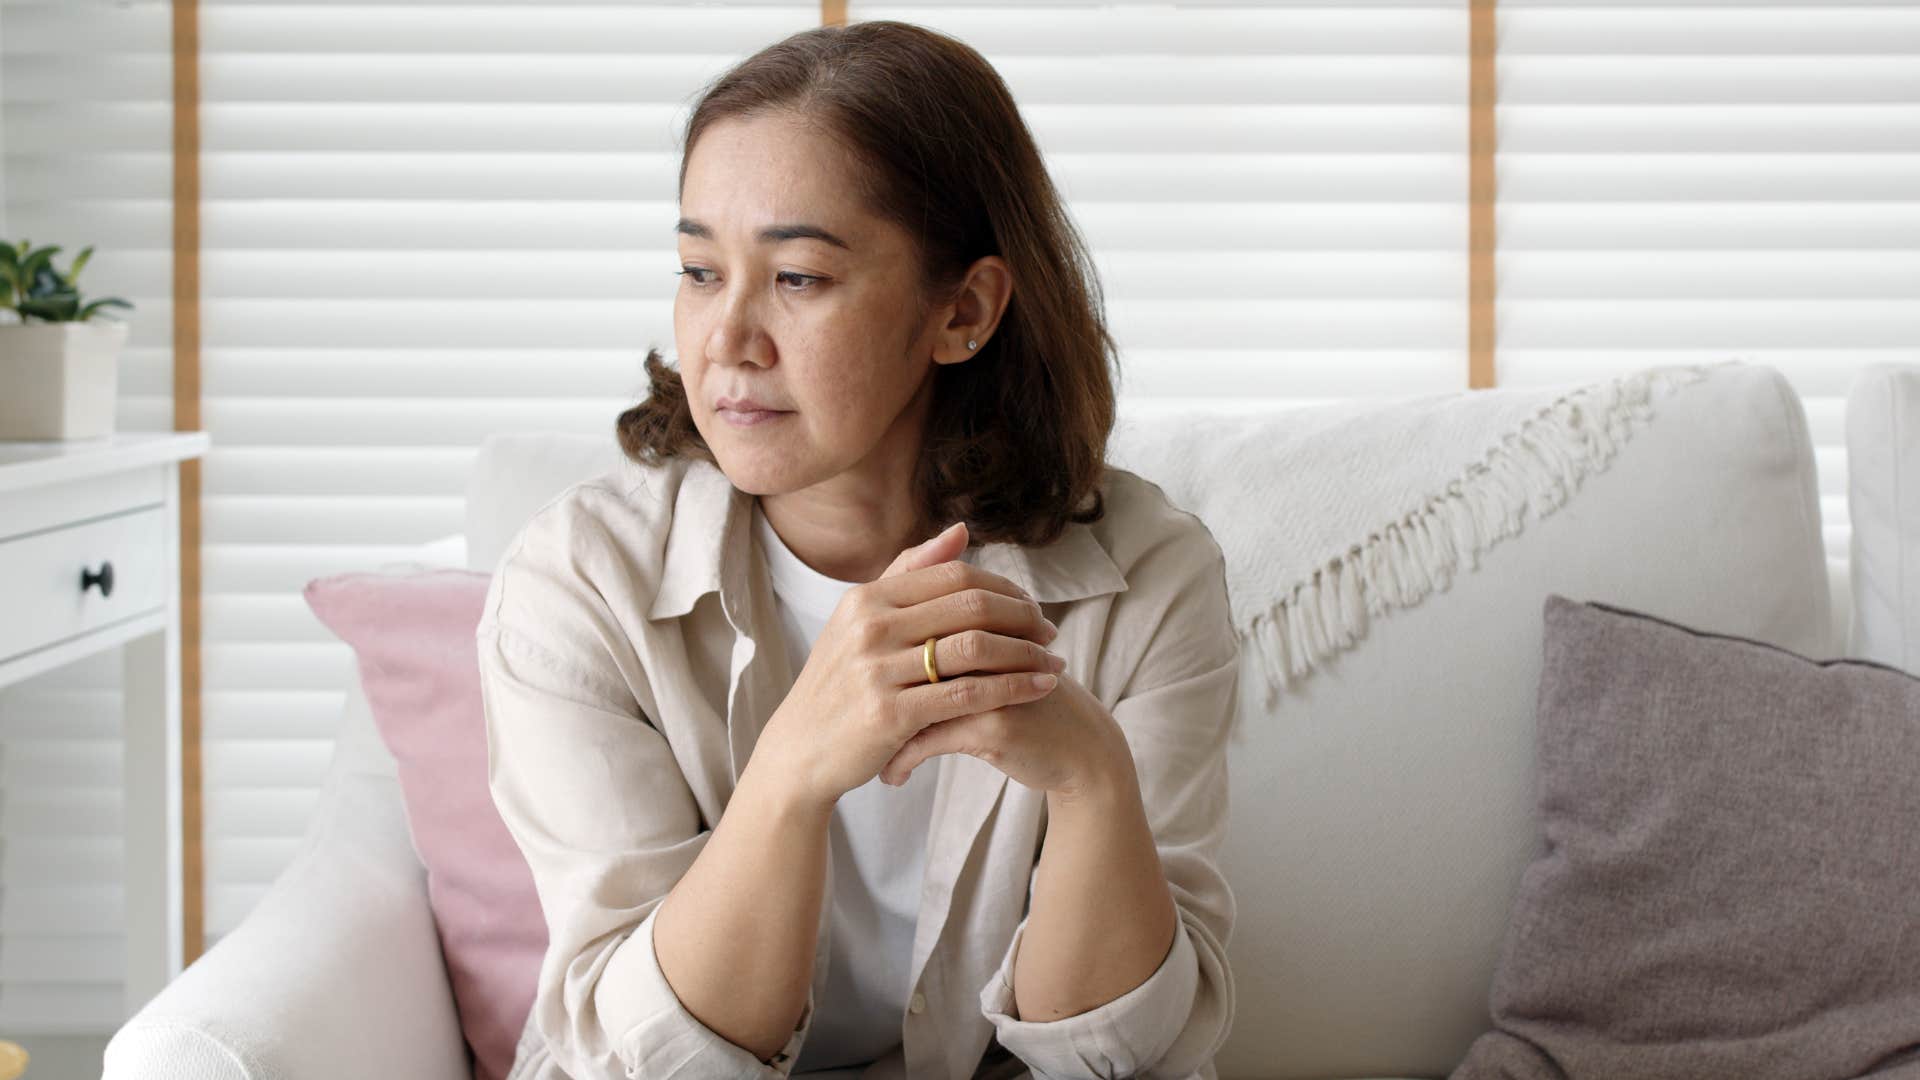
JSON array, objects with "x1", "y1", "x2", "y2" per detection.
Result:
[{"x1": 909, "y1": 991, "x2": 927, "y2": 1014}]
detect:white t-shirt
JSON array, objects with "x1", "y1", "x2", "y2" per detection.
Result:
[{"x1": 752, "y1": 501, "x2": 951, "y2": 1073}]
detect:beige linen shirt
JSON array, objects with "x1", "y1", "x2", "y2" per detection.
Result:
[{"x1": 477, "y1": 452, "x2": 1239, "y2": 1080}]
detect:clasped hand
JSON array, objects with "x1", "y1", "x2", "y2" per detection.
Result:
[
  {"x1": 760, "y1": 518, "x2": 1130, "y2": 813},
  {"x1": 879, "y1": 661, "x2": 1122, "y2": 801}
]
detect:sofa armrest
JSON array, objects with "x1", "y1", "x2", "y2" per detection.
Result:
[{"x1": 102, "y1": 767, "x2": 472, "y2": 1080}]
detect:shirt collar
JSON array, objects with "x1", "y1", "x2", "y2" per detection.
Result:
[{"x1": 646, "y1": 457, "x2": 1128, "y2": 622}]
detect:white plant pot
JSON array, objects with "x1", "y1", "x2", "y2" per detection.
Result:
[{"x1": 0, "y1": 319, "x2": 131, "y2": 440}]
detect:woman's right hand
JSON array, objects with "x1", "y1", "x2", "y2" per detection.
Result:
[{"x1": 756, "y1": 519, "x2": 1068, "y2": 813}]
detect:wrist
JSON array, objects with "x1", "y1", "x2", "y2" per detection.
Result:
[
  {"x1": 737, "y1": 734, "x2": 836, "y2": 826},
  {"x1": 1051, "y1": 736, "x2": 1136, "y2": 808}
]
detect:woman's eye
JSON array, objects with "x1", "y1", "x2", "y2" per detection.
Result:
[{"x1": 674, "y1": 267, "x2": 820, "y2": 292}]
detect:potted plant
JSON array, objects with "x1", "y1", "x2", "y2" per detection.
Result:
[{"x1": 0, "y1": 237, "x2": 135, "y2": 440}]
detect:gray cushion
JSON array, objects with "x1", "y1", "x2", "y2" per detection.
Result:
[{"x1": 1452, "y1": 593, "x2": 1920, "y2": 1080}]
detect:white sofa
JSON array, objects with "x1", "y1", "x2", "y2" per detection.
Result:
[{"x1": 102, "y1": 361, "x2": 1919, "y2": 1080}]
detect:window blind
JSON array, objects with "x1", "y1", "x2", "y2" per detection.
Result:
[
  {"x1": 1494, "y1": 1, "x2": 1920, "y2": 565},
  {"x1": 857, "y1": 1, "x2": 1473, "y2": 405}
]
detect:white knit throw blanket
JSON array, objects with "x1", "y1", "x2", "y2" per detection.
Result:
[{"x1": 1107, "y1": 359, "x2": 1733, "y2": 710}]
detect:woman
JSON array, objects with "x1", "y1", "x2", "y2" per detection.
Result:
[{"x1": 477, "y1": 19, "x2": 1239, "y2": 1080}]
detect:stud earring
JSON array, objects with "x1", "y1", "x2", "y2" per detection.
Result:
[{"x1": 967, "y1": 339, "x2": 977, "y2": 350}]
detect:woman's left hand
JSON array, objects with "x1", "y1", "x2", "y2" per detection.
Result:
[{"x1": 877, "y1": 670, "x2": 1130, "y2": 800}]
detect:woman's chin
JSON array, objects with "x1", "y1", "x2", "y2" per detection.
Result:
[{"x1": 714, "y1": 450, "x2": 811, "y2": 497}]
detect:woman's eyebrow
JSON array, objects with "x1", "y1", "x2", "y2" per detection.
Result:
[{"x1": 675, "y1": 217, "x2": 853, "y2": 251}]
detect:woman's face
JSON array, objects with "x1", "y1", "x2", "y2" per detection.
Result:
[{"x1": 673, "y1": 110, "x2": 994, "y2": 499}]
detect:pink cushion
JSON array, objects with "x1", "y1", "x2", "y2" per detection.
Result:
[{"x1": 304, "y1": 567, "x2": 545, "y2": 1080}]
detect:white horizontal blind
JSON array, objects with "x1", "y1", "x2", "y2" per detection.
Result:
[
  {"x1": 855, "y1": 1, "x2": 1473, "y2": 405},
  {"x1": 0, "y1": 0, "x2": 172, "y2": 1033},
  {"x1": 1495, "y1": 1, "x2": 1920, "y2": 564}
]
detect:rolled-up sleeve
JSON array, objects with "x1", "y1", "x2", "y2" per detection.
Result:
[
  {"x1": 976, "y1": 519, "x2": 1240, "y2": 1079},
  {"x1": 476, "y1": 512, "x2": 815, "y2": 1079},
  {"x1": 978, "y1": 904, "x2": 1204, "y2": 1077}
]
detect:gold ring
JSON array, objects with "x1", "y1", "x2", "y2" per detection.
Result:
[{"x1": 923, "y1": 635, "x2": 941, "y2": 684}]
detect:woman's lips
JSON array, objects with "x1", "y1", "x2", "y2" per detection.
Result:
[{"x1": 717, "y1": 406, "x2": 793, "y2": 427}]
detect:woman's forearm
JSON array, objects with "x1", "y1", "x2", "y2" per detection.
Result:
[
  {"x1": 1013, "y1": 751, "x2": 1178, "y2": 1021},
  {"x1": 651, "y1": 751, "x2": 832, "y2": 1062}
]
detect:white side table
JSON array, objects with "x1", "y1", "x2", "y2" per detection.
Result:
[{"x1": 0, "y1": 431, "x2": 210, "y2": 1024}]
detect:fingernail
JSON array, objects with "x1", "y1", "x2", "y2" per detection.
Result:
[
  {"x1": 1045, "y1": 652, "x2": 1066, "y2": 671},
  {"x1": 1030, "y1": 673, "x2": 1057, "y2": 690}
]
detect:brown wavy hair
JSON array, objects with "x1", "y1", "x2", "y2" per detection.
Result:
[{"x1": 615, "y1": 19, "x2": 1121, "y2": 548}]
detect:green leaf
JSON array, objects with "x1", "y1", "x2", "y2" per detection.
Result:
[
  {"x1": 67, "y1": 245, "x2": 94, "y2": 284},
  {"x1": 20, "y1": 247, "x2": 60, "y2": 295},
  {"x1": 18, "y1": 293, "x2": 81, "y2": 322},
  {"x1": 78, "y1": 297, "x2": 133, "y2": 320}
]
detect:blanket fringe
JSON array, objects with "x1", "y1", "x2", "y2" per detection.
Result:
[{"x1": 1243, "y1": 361, "x2": 1725, "y2": 708}]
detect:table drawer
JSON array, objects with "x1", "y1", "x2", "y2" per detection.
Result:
[
  {"x1": 0, "y1": 466, "x2": 163, "y2": 542},
  {"x1": 0, "y1": 507, "x2": 166, "y2": 664}
]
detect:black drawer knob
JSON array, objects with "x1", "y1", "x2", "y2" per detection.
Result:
[{"x1": 81, "y1": 560, "x2": 115, "y2": 598}]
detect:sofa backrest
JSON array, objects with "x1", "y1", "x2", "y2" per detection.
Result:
[
  {"x1": 1847, "y1": 362, "x2": 1920, "y2": 674},
  {"x1": 464, "y1": 432, "x2": 627, "y2": 575}
]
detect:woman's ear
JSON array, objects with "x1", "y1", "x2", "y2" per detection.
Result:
[{"x1": 936, "y1": 255, "x2": 1012, "y2": 365}]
